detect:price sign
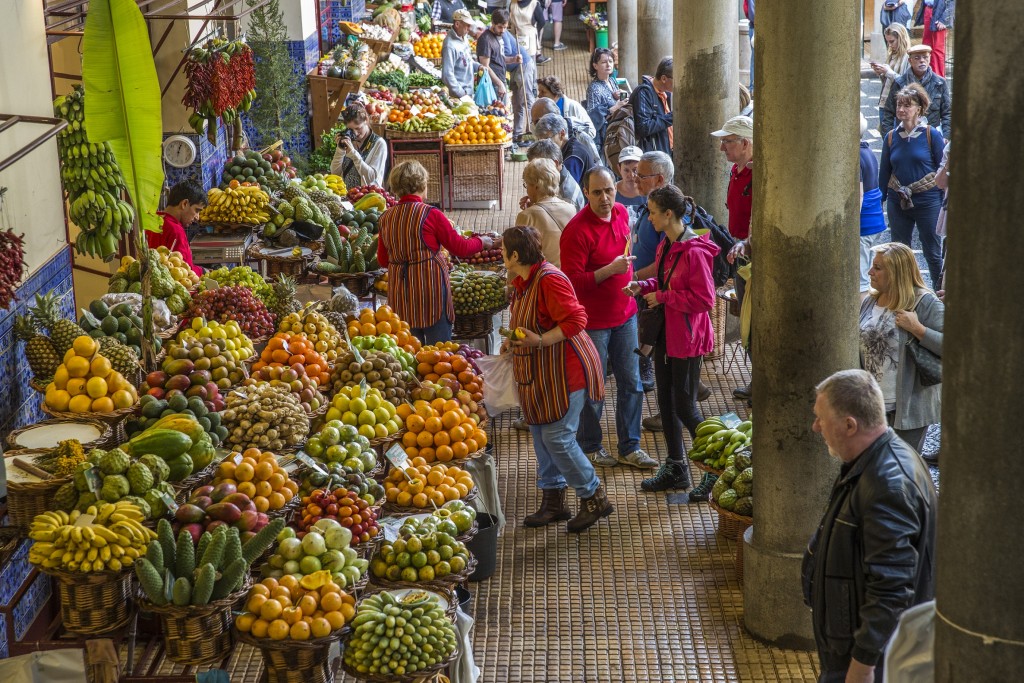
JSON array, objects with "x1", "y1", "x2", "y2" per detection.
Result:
[
  {"x1": 380, "y1": 516, "x2": 404, "y2": 542},
  {"x1": 295, "y1": 451, "x2": 327, "y2": 475},
  {"x1": 720, "y1": 412, "x2": 743, "y2": 429},
  {"x1": 74, "y1": 513, "x2": 96, "y2": 527},
  {"x1": 157, "y1": 491, "x2": 180, "y2": 514},
  {"x1": 165, "y1": 568, "x2": 176, "y2": 602},
  {"x1": 84, "y1": 467, "x2": 103, "y2": 496},
  {"x1": 385, "y1": 443, "x2": 410, "y2": 471}
]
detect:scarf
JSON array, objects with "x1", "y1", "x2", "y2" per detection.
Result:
[
  {"x1": 886, "y1": 122, "x2": 937, "y2": 209},
  {"x1": 656, "y1": 88, "x2": 673, "y2": 148}
]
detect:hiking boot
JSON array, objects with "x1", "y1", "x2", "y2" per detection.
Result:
[
  {"x1": 642, "y1": 414, "x2": 663, "y2": 432},
  {"x1": 697, "y1": 381, "x2": 711, "y2": 402},
  {"x1": 640, "y1": 460, "x2": 691, "y2": 492},
  {"x1": 524, "y1": 487, "x2": 572, "y2": 527},
  {"x1": 553, "y1": 42, "x2": 568, "y2": 51},
  {"x1": 618, "y1": 448, "x2": 658, "y2": 469},
  {"x1": 567, "y1": 484, "x2": 614, "y2": 533},
  {"x1": 687, "y1": 472, "x2": 717, "y2": 502},
  {"x1": 640, "y1": 355, "x2": 655, "y2": 392},
  {"x1": 587, "y1": 446, "x2": 618, "y2": 467},
  {"x1": 732, "y1": 383, "x2": 752, "y2": 400},
  {"x1": 513, "y1": 418, "x2": 530, "y2": 432}
]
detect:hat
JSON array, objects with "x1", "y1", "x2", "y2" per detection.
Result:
[
  {"x1": 452, "y1": 9, "x2": 473, "y2": 23},
  {"x1": 908, "y1": 44, "x2": 933, "y2": 55},
  {"x1": 711, "y1": 115, "x2": 754, "y2": 140},
  {"x1": 617, "y1": 146, "x2": 643, "y2": 163},
  {"x1": 883, "y1": 0, "x2": 900, "y2": 9}
]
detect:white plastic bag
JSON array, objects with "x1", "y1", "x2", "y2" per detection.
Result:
[{"x1": 475, "y1": 353, "x2": 518, "y2": 417}]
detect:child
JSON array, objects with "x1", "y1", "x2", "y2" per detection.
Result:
[{"x1": 148, "y1": 182, "x2": 206, "y2": 276}]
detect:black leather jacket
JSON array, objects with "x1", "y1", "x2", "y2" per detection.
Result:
[{"x1": 801, "y1": 430, "x2": 936, "y2": 671}]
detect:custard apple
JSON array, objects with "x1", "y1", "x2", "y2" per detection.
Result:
[
  {"x1": 87, "y1": 448, "x2": 107, "y2": 466},
  {"x1": 734, "y1": 496, "x2": 753, "y2": 516},
  {"x1": 157, "y1": 481, "x2": 176, "y2": 497},
  {"x1": 138, "y1": 454, "x2": 170, "y2": 485},
  {"x1": 73, "y1": 461, "x2": 94, "y2": 492},
  {"x1": 127, "y1": 462, "x2": 154, "y2": 494},
  {"x1": 54, "y1": 482, "x2": 78, "y2": 511},
  {"x1": 144, "y1": 489, "x2": 169, "y2": 518},
  {"x1": 711, "y1": 477, "x2": 730, "y2": 502},
  {"x1": 100, "y1": 474, "x2": 130, "y2": 502},
  {"x1": 99, "y1": 448, "x2": 130, "y2": 475},
  {"x1": 721, "y1": 465, "x2": 738, "y2": 485},
  {"x1": 76, "y1": 492, "x2": 98, "y2": 512}
]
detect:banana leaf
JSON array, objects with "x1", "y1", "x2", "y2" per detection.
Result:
[{"x1": 82, "y1": 0, "x2": 163, "y2": 234}]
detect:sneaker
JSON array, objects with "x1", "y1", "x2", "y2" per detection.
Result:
[
  {"x1": 732, "y1": 383, "x2": 752, "y2": 400},
  {"x1": 641, "y1": 461, "x2": 691, "y2": 492},
  {"x1": 642, "y1": 414, "x2": 663, "y2": 432},
  {"x1": 553, "y1": 42, "x2": 568, "y2": 51},
  {"x1": 536, "y1": 54, "x2": 552, "y2": 64},
  {"x1": 618, "y1": 448, "x2": 658, "y2": 469},
  {"x1": 513, "y1": 418, "x2": 530, "y2": 432},
  {"x1": 587, "y1": 446, "x2": 618, "y2": 467},
  {"x1": 687, "y1": 472, "x2": 717, "y2": 502}
]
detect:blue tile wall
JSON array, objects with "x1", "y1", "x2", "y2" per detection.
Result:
[
  {"x1": 321, "y1": 0, "x2": 367, "y2": 48},
  {"x1": 0, "y1": 539, "x2": 52, "y2": 658},
  {"x1": 0, "y1": 247, "x2": 74, "y2": 440},
  {"x1": 163, "y1": 122, "x2": 232, "y2": 193}
]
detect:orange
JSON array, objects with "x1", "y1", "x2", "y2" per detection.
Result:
[
  {"x1": 412, "y1": 492, "x2": 429, "y2": 508},
  {"x1": 247, "y1": 593, "x2": 268, "y2": 614},
  {"x1": 416, "y1": 430, "x2": 435, "y2": 448},
  {"x1": 385, "y1": 487, "x2": 400, "y2": 503},
  {"x1": 429, "y1": 489, "x2": 446, "y2": 507},
  {"x1": 418, "y1": 447, "x2": 436, "y2": 462},
  {"x1": 396, "y1": 491, "x2": 413, "y2": 507},
  {"x1": 449, "y1": 425, "x2": 467, "y2": 443},
  {"x1": 402, "y1": 431, "x2": 419, "y2": 448},
  {"x1": 217, "y1": 461, "x2": 236, "y2": 480},
  {"x1": 441, "y1": 411, "x2": 460, "y2": 430},
  {"x1": 281, "y1": 606, "x2": 302, "y2": 626},
  {"x1": 410, "y1": 456, "x2": 428, "y2": 468},
  {"x1": 234, "y1": 462, "x2": 255, "y2": 482},
  {"x1": 298, "y1": 594, "x2": 318, "y2": 616},
  {"x1": 268, "y1": 472, "x2": 286, "y2": 491},
  {"x1": 268, "y1": 619, "x2": 290, "y2": 640},
  {"x1": 319, "y1": 582, "x2": 341, "y2": 597},
  {"x1": 260, "y1": 599, "x2": 283, "y2": 621},
  {"x1": 436, "y1": 446, "x2": 454, "y2": 462},
  {"x1": 464, "y1": 438, "x2": 479, "y2": 453},
  {"x1": 290, "y1": 620, "x2": 312, "y2": 640},
  {"x1": 430, "y1": 398, "x2": 446, "y2": 412},
  {"x1": 255, "y1": 461, "x2": 275, "y2": 481},
  {"x1": 340, "y1": 602, "x2": 356, "y2": 621},
  {"x1": 254, "y1": 496, "x2": 270, "y2": 513},
  {"x1": 424, "y1": 417, "x2": 442, "y2": 434},
  {"x1": 250, "y1": 618, "x2": 270, "y2": 638},
  {"x1": 320, "y1": 591, "x2": 343, "y2": 613},
  {"x1": 404, "y1": 446, "x2": 419, "y2": 459},
  {"x1": 396, "y1": 403, "x2": 413, "y2": 420},
  {"x1": 237, "y1": 481, "x2": 257, "y2": 498},
  {"x1": 360, "y1": 322, "x2": 377, "y2": 336},
  {"x1": 406, "y1": 414, "x2": 425, "y2": 433},
  {"x1": 452, "y1": 442, "x2": 470, "y2": 459},
  {"x1": 443, "y1": 399, "x2": 461, "y2": 414},
  {"x1": 255, "y1": 480, "x2": 273, "y2": 498},
  {"x1": 454, "y1": 482, "x2": 469, "y2": 498},
  {"x1": 473, "y1": 430, "x2": 488, "y2": 447},
  {"x1": 324, "y1": 611, "x2": 346, "y2": 630},
  {"x1": 310, "y1": 617, "x2": 332, "y2": 638},
  {"x1": 235, "y1": 612, "x2": 257, "y2": 633},
  {"x1": 443, "y1": 485, "x2": 460, "y2": 501},
  {"x1": 433, "y1": 431, "x2": 450, "y2": 447},
  {"x1": 268, "y1": 491, "x2": 287, "y2": 510},
  {"x1": 426, "y1": 469, "x2": 444, "y2": 486},
  {"x1": 250, "y1": 583, "x2": 270, "y2": 598},
  {"x1": 261, "y1": 578, "x2": 279, "y2": 592}
]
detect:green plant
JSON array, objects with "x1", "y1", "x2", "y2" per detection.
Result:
[
  {"x1": 306, "y1": 126, "x2": 346, "y2": 175},
  {"x1": 246, "y1": 0, "x2": 307, "y2": 149}
]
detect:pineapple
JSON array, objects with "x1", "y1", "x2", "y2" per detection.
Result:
[
  {"x1": 96, "y1": 337, "x2": 141, "y2": 384},
  {"x1": 15, "y1": 315, "x2": 59, "y2": 380},
  {"x1": 321, "y1": 310, "x2": 348, "y2": 334},
  {"x1": 31, "y1": 291, "x2": 88, "y2": 356},
  {"x1": 271, "y1": 274, "x2": 302, "y2": 320}
]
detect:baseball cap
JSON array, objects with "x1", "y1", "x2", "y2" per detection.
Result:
[
  {"x1": 452, "y1": 9, "x2": 473, "y2": 23},
  {"x1": 710, "y1": 115, "x2": 754, "y2": 140},
  {"x1": 908, "y1": 44, "x2": 933, "y2": 55},
  {"x1": 617, "y1": 146, "x2": 643, "y2": 163}
]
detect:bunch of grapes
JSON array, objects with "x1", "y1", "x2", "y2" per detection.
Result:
[
  {"x1": 199, "y1": 265, "x2": 275, "y2": 307},
  {"x1": 186, "y1": 286, "x2": 276, "y2": 338}
]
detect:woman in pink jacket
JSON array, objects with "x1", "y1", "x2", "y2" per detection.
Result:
[{"x1": 624, "y1": 184, "x2": 719, "y2": 496}]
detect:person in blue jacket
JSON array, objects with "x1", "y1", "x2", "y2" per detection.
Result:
[
  {"x1": 880, "y1": 0, "x2": 912, "y2": 30},
  {"x1": 629, "y1": 57, "x2": 673, "y2": 154},
  {"x1": 859, "y1": 114, "x2": 886, "y2": 299}
]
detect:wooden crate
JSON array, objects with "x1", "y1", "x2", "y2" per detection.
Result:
[
  {"x1": 389, "y1": 139, "x2": 445, "y2": 206},
  {"x1": 448, "y1": 144, "x2": 505, "y2": 206},
  {"x1": 308, "y1": 55, "x2": 377, "y2": 148}
]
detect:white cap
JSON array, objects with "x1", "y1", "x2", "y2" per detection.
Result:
[
  {"x1": 711, "y1": 115, "x2": 754, "y2": 140},
  {"x1": 617, "y1": 146, "x2": 643, "y2": 163},
  {"x1": 452, "y1": 9, "x2": 473, "y2": 23}
]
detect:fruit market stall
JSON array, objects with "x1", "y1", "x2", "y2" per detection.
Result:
[
  {"x1": 443, "y1": 112, "x2": 513, "y2": 209},
  {"x1": 309, "y1": 38, "x2": 379, "y2": 148}
]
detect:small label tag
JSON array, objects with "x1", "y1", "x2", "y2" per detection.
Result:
[
  {"x1": 84, "y1": 467, "x2": 103, "y2": 496},
  {"x1": 74, "y1": 513, "x2": 96, "y2": 527},
  {"x1": 720, "y1": 412, "x2": 743, "y2": 429},
  {"x1": 384, "y1": 443, "x2": 409, "y2": 471},
  {"x1": 165, "y1": 568, "x2": 175, "y2": 602},
  {"x1": 380, "y1": 516, "x2": 403, "y2": 541},
  {"x1": 158, "y1": 491, "x2": 179, "y2": 514},
  {"x1": 233, "y1": 453, "x2": 243, "y2": 465},
  {"x1": 295, "y1": 451, "x2": 327, "y2": 475}
]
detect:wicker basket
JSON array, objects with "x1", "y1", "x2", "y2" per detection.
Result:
[
  {"x1": 139, "y1": 579, "x2": 250, "y2": 665},
  {"x1": 4, "y1": 471, "x2": 71, "y2": 530},
  {"x1": 236, "y1": 627, "x2": 348, "y2": 683},
  {"x1": 359, "y1": 585, "x2": 459, "y2": 621},
  {"x1": 248, "y1": 243, "x2": 316, "y2": 279},
  {"x1": 368, "y1": 554, "x2": 477, "y2": 591},
  {"x1": 381, "y1": 486, "x2": 478, "y2": 517},
  {"x1": 708, "y1": 498, "x2": 753, "y2": 541},
  {"x1": 452, "y1": 304, "x2": 506, "y2": 340},
  {"x1": 29, "y1": 377, "x2": 48, "y2": 393},
  {"x1": 340, "y1": 635, "x2": 457, "y2": 683},
  {"x1": 43, "y1": 567, "x2": 134, "y2": 635},
  {"x1": 369, "y1": 430, "x2": 404, "y2": 458},
  {"x1": 310, "y1": 267, "x2": 384, "y2": 298},
  {"x1": 7, "y1": 417, "x2": 115, "y2": 453},
  {"x1": 705, "y1": 292, "x2": 728, "y2": 362},
  {"x1": 693, "y1": 460, "x2": 724, "y2": 476},
  {"x1": 385, "y1": 127, "x2": 449, "y2": 140},
  {"x1": 41, "y1": 402, "x2": 138, "y2": 426}
]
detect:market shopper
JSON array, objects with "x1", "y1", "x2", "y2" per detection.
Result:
[
  {"x1": 537, "y1": 76, "x2": 597, "y2": 138},
  {"x1": 859, "y1": 114, "x2": 886, "y2": 300},
  {"x1": 879, "y1": 84, "x2": 946, "y2": 288},
  {"x1": 623, "y1": 185, "x2": 718, "y2": 494},
  {"x1": 870, "y1": 23, "x2": 911, "y2": 125},
  {"x1": 431, "y1": 0, "x2": 466, "y2": 26},
  {"x1": 149, "y1": 182, "x2": 205, "y2": 277},
  {"x1": 630, "y1": 57, "x2": 673, "y2": 153},
  {"x1": 545, "y1": 0, "x2": 566, "y2": 51},
  {"x1": 516, "y1": 159, "x2": 576, "y2": 267},
  {"x1": 377, "y1": 161, "x2": 498, "y2": 344},
  {"x1": 534, "y1": 113, "x2": 599, "y2": 187},
  {"x1": 441, "y1": 11, "x2": 494, "y2": 99},
  {"x1": 502, "y1": 28, "x2": 537, "y2": 146},
  {"x1": 560, "y1": 167, "x2": 655, "y2": 469},
  {"x1": 880, "y1": 44, "x2": 951, "y2": 139},
  {"x1": 804, "y1": 369, "x2": 936, "y2": 683},
  {"x1": 329, "y1": 103, "x2": 387, "y2": 189},
  {"x1": 509, "y1": 0, "x2": 547, "y2": 67},
  {"x1": 586, "y1": 48, "x2": 627, "y2": 158},
  {"x1": 476, "y1": 10, "x2": 512, "y2": 103},
  {"x1": 879, "y1": 0, "x2": 912, "y2": 29},
  {"x1": 613, "y1": 146, "x2": 645, "y2": 214},
  {"x1": 502, "y1": 225, "x2": 613, "y2": 532},
  {"x1": 859, "y1": 242, "x2": 944, "y2": 455},
  {"x1": 526, "y1": 139, "x2": 585, "y2": 211},
  {"x1": 916, "y1": 0, "x2": 953, "y2": 78}
]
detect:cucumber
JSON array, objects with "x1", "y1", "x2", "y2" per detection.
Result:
[{"x1": 135, "y1": 557, "x2": 167, "y2": 605}]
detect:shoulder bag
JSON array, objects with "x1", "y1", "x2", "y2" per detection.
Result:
[{"x1": 905, "y1": 294, "x2": 942, "y2": 386}]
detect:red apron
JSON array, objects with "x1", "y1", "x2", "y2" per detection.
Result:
[
  {"x1": 378, "y1": 201, "x2": 453, "y2": 328},
  {"x1": 510, "y1": 263, "x2": 604, "y2": 425}
]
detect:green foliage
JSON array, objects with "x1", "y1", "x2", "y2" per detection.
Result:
[
  {"x1": 246, "y1": 0, "x2": 307, "y2": 149},
  {"x1": 306, "y1": 126, "x2": 346, "y2": 175}
]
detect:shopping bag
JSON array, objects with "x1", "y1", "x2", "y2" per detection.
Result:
[
  {"x1": 475, "y1": 352, "x2": 518, "y2": 417},
  {"x1": 475, "y1": 72, "x2": 497, "y2": 108},
  {"x1": 737, "y1": 262, "x2": 752, "y2": 350}
]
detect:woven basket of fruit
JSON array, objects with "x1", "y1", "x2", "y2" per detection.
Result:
[
  {"x1": 237, "y1": 628, "x2": 349, "y2": 683},
  {"x1": 310, "y1": 266, "x2": 385, "y2": 298},
  {"x1": 694, "y1": 460, "x2": 725, "y2": 476},
  {"x1": 360, "y1": 585, "x2": 459, "y2": 620},
  {"x1": 370, "y1": 554, "x2": 477, "y2": 591},
  {"x1": 247, "y1": 243, "x2": 316, "y2": 279},
  {"x1": 43, "y1": 566, "x2": 135, "y2": 635},
  {"x1": 5, "y1": 470, "x2": 71, "y2": 531},
  {"x1": 708, "y1": 497, "x2": 753, "y2": 541},
  {"x1": 452, "y1": 306, "x2": 506, "y2": 340},
  {"x1": 382, "y1": 485, "x2": 477, "y2": 517}
]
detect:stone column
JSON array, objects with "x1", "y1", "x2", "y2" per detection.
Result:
[
  {"x1": 738, "y1": 18, "x2": 751, "y2": 90},
  {"x1": 673, "y1": 0, "x2": 738, "y2": 212},
  {"x1": 616, "y1": 0, "x2": 639, "y2": 88},
  {"x1": 742, "y1": 0, "x2": 861, "y2": 648},
  {"x1": 934, "y1": 2, "x2": 1024, "y2": 679},
  {"x1": 608, "y1": 0, "x2": 618, "y2": 52},
  {"x1": 636, "y1": 0, "x2": 672, "y2": 81}
]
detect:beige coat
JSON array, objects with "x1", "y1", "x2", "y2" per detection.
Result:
[
  {"x1": 508, "y1": 0, "x2": 540, "y2": 57},
  {"x1": 515, "y1": 196, "x2": 577, "y2": 267}
]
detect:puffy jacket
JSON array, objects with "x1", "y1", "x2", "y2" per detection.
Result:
[
  {"x1": 880, "y1": 68, "x2": 952, "y2": 139},
  {"x1": 629, "y1": 76, "x2": 673, "y2": 153},
  {"x1": 802, "y1": 430, "x2": 936, "y2": 670},
  {"x1": 915, "y1": 0, "x2": 953, "y2": 30},
  {"x1": 636, "y1": 232, "x2": 718, "y2": 358}
]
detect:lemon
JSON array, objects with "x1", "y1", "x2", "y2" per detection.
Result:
[
  {"x1": 357, "y1": 409, "x2": 376, "y2": 426},
  {"x1": 72, "y1": 336, "x2": 98, "y2": 357},
  {"x1": 66, "y1": 378, "x2": 88, "y2": 396},
  {"x1": 358, "y1": 424, "x2": 376, "y2": 440},
  {"x1": 63, "y1": 348, "x2": 76, "y2": 364},
  {"x1": 111, "y1": 389, "x2": 134, "y2": 409},
  {"x1": 106, "y1": 371, "x2": 128, "y2": 392},
  {"x1": 90, "y1": 355, "x2": 112, "y2": 378},
  {"x1": 46, "y1": 389, "x2": 71, "y2": 411},
  {"x1": 68, "y1": 394, "x2": 93, "y2": 413},
  {"x1": 53, "y1": 365, "x2": 69, "y2": 389},
  {"x1": 66, "y1": 356, "x2": 91, "y2": 378},
  {"x1": 86, "y1": 377, "x2": 108, "y2": 399},
  {"x1": 91, "y1": 396, "x2": 114, "y2": 413}
]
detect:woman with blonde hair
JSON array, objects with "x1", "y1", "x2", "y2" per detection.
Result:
[
  {"x1": 515, "y1": 159, "x2": 577, "y2": 267},
  {"x1": 859, "y1": 242, "x2": 943, "y2": 458},
  {"x1": 871, "y1": 23, "x2": 911, "y2": 124}
]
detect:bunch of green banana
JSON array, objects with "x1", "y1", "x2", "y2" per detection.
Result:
[
  {"x1": 28, "y1": 501, "x2": 156, "y2": 573},
  {"x1": 53, "y1": 86, "x2": 135, "y2": 259},
  {"x1": 397, "y1": 112, "x2": 456, "y2": 133},
  {"x1": 687, "y1": 417, "x2": 753, "y2": 470}
]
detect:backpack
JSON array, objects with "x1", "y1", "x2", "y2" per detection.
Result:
[
  {"x1": 603, "y1": 104, "x2": 636, "y2": 170},
  {"x1": 684, "y1": 199, "x2": 736, "y2": 288}
]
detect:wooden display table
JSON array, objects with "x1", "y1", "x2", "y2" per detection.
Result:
[{"x1": 308, "y1": 54, "x2": 377, "y2": 148}]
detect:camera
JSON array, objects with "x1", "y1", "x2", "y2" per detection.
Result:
[{"x1": 337, "y1": 129, "x2": 357, "y2": 143}]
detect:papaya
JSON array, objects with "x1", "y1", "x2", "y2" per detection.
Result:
[
  {"x1": 148, "y1": 414, "x2": 206, "y2": 445},
  {"x1": 188, "y1": 435, "x2": 216, "y2": 471},
  {"x1": 165, "y1": 454, "x2": 194, "y2": 482},
  {"x1": 352, "y1": 192, "x2": 386, "y2": 213},
  {"x1": 339, "y1": 20, "x2": 363, "y2": 34},
  {"x1": 125, "y1": 428, "x2": 193, "y2": 460}
]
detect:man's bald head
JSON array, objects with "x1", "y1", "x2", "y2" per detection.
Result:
[{"x1": 531, "y1": 98, "x2": 560, "y2": 125}]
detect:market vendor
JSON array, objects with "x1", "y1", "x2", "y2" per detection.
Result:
[
  {"x1": 147, "y1": 181, "x2": 205, "y2": 276},
  {"x1": 329, "y1": 103, "x2": 388, "y2": 189},
  {"x1": 501, "y1": 225, "x2": 613, "y2": 533},
  {"x1": 377, "y1": 161, "x2": 498, "y2": 344},
  {"x1": 432, "y1": 0, "x2": 466, "y2": 27},
  {"x1": 441, "y1": 10, "x2": 503, "y2": 100}
]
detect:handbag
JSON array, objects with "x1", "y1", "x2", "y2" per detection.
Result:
[
  {"x1": 635, "y1": 237, "x2": 681, "y2": 348},
  {"x1": 905, "y1": 338, "x2": 942, "y2": 386}
]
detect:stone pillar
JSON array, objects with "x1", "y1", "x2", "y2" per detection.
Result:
[
  {"x1": 934, "y1": 2, "x2": 1024, "y2": 679},
  {"x1": 742, "y1": 0, "x2": 861, "y2": 648},
  {"x1": 673, "y1": 0, "x2": 738, "y2": 211},
  {"x1": 738, "y1": 18, "x2": 751, "y2": 90},
  {"x1": 636, "y1": 0, "x2": 672, "y2": 80},
  {"x1": 617, "y1": 0, "x2": 639, "y2": 88},
  {"x1": 608, "y1": 0, "x2": 618, "y2": 52}
]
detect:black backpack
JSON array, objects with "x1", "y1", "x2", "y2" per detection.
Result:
[{"x1": 684, "y1": 199, "x2": 736, "y2": 288}]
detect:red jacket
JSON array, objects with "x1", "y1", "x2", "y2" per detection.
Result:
[
  {"x1": 636, "y1": 233, "x2": 719, "y2": 358},
  {"x1": 148, "y1": 212, "x2": 201, "y2": 276}
]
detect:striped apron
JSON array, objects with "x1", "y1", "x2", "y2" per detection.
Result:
[
  {"x1": 378, "y1": 201, "x2": 453, "y2": 329},
  {"x1": 511, "y1": 263, "x2": 605, "y2": 425}
]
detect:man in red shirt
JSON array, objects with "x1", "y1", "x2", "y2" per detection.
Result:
[
  {"x1": 147, "y1": 182, "x2": 205, "y2": 276},
  {"x1": 560, "y1": 167, "x2": 656, "y2": 470},
  {"x1": 712, "y1": 115, "x2": 754, "y2": 401}
]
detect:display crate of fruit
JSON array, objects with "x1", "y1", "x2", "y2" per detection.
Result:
[
  {"x1": 247, "y1": 242, "x2": 317, "y2": 279},
  {"x1": 308, "y1": 54, "x2": 378, "y2": 149}
]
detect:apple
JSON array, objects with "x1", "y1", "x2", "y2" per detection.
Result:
[
  {"x1": 299, "y1": 555, "x2": 322, "y2": 575},
  {"x1": 282, "y1": 560, "x2": 300, "y2": 575},
  {"x1": 301, "y1": 531, "x2": 327, "y2": 557},
  {"x1": 278, "y1": 537, "x2": 304, "y2": 561}
]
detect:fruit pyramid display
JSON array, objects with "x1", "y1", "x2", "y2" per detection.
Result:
[
  {"x1": 78, "y1": 299, "x2": 163, "y2": 361},
  {"x1": 346, "y1": 305, "x2": 420, "y2": 353},
  {"x1": 141, "y1": 337, "x2": 244, "y2": 412},
  {"x1": 303, "y1": 422, "x2": 379, "y2": 474},
  {"x1": 107, "y1": 254, "x2": 193, "y2": 315},
  {"x1": 54, "y1": 444, "x2": 177, "y2": 519},
  {"x1": 221, "y1": 382, "x2": 310, "y2": 452},
  {"x1": 327, "y1": 384, "x2": 402, "y2": 440},
  {"x1": 450, "y1": 265, "x2": 509, "y2": 314},
  {"x1": 293, "y1": 487, "x2": 380, "y2": 545},
  {"x1": 347, "y1": 184, "x2": 397, "y2": 208},
  {"x1": 251, "y1": 333, "x2": 332, "y2": 388},
  {"x1": 175, "y1": 317, "x2": 256, "y2": 364},
  {"x1": 384, "y1": 461, "x2": 475, "y2": 508},
  {"x1": 262, "y1": 522, "x2": 368, "y2": 590},
  {"x1": 219, "y1": 149, "x2": 280, "y2": 188},
  {"x1": 711, "y1": 451, "x2": 754, "y2": 517},
  {"x1": 176, "y1": 483, "x2": 281, "y2": 541},
  {"x1": 234, "y1": 572, "x2": 356, "y2": 641},
  {"x1": 28, "y1": 501, "x2": 156, "y2": 572},
  {"x1": 275, "y1": 310, "x2": 344, "y2": 363},
  {"x1": 412, "y1": 32, "x2": 444, "y2": 59},
  {"x1": 187, "y1": 286, "x2": 276, "y2": 339},
  {"x1": 212, "y1": 449, "x2": 300, "y2": 513},
  {"x1": 343, "y1": 590, "x2": 459, "y2": 677},
  {"x1": 443, "y1": 114, "x2": 511, "y2": 145},
  {"x1": 370, "y1": 514, "x2": 473, "y2": 583},
  {"x1": 199, "y1": 265, "x2": 275, "y2": 306},
  {"x1": 127, "y1": 393, "x2": 228, "y2": 447},
  {"x1": 248, "y1": 364, "x2": 326, "y2": 415},
  {"x1": 329, "y1": 347, "x2": 412, "y2": 404},
  {"x1": 117, "y1": 412, "x2": 219, "y2": 482},
  {"x1": 43, "y1": 335, "x2": 140, "y2": 414},
  {"x1": 277, "y1": 182, "x2": 336, "y2": 231},
  {"x1": 198, "y1": 184, "x2": 271, "y2": 224},
  {"x1": 399, "y1": 398, "x2": 486, "y2": 463},
  {"x1": 298, "y1": 466, "x2": 385, "y2": 504}
]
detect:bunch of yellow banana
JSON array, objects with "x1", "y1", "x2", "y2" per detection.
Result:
[
  {"x1": 28, "y1": 501, "x2": 156, "y2": 573},
  {"x1": 324, "y1": 174, "x2": 347, "y2": 196},
  {"x1": 198, "y1": 185, "x2": 271, "y2": 225}
]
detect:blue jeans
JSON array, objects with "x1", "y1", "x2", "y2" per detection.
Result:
[
  {"x1": 412, "y1": 315, "x2": 452, "y2": 345},
  {"x1": 577, "y1": 316, "x2": 644, "y2": 457},
  {"x1": 530, "y1": 390, "x2": 600, "y2": 499},
  {"x1": 886, "y1": 196, "x2": 943, "y2": 288}
]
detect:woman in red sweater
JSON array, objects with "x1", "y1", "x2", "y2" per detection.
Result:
[
  {"x1": 623, "y1": 185, "x2": 719, "y2": 496},
  {"x1": 377, "y1": 161, "x2": 497, "y2": 343}
]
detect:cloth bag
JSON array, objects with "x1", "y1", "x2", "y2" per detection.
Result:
[{"x1": 476, "y1": 353, "x2": 519, "y2": 417}]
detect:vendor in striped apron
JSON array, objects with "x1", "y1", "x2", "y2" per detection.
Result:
[
  {"x1": 377, "y1": 161, "x2": 498, "y2": 343},
  {"x1": 502, "y1": 226, "x2": 614, "y2": 533}
]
